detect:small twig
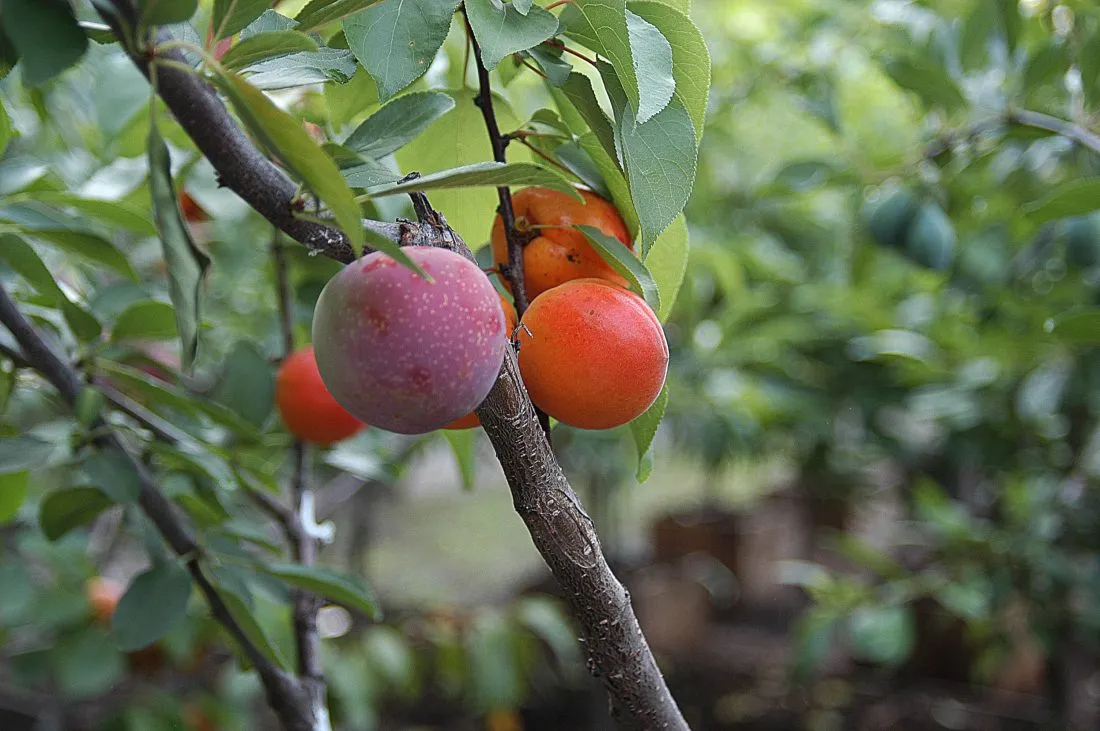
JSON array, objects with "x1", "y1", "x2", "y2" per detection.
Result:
[
  {"x1": 464, "y1": 11, "x2": 532, "y2": 316},
  {"x1": 519, "y1": 56, "x2": 549, "y2": 80},
  {"x1": 544, "y1": 0, "x2": 572, "y2": 10},
  {"x1": 1009, "y1": 108, "x2": 1100, "y2": 157},
  {"x1": 516, "y1": 137, "x2": 577, "y2": 177},
  {"x1": 544, "y1": 39, "x2": 597, "y2": 66}
]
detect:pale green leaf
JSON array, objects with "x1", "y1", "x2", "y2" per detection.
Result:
[
  {"x1": 220, "y1": 30, "x2": 319, "y2": 71},
  {"x1": 296, "y1": 0, "x2": 387, "y2": 31},
  {"x1": 630, "y1": 384, "x2": 667, "y2": 482},
  {"x1": 1025, "y1": 179, "x2": 1100, "y2": 223},
  {"x1": 111, "y1": 300, "x2": 179, "y2": 343},
  {"x1": 112, "y1": 562, "x2": 192, "y2": 650},
  {"x1": 466, "y1": 0, "x2": 559, "y2": 70},
  {"x1": 576, "y1": 224, "x2": 659, "y2": 310},
  {"x1": 365, "y1": 161, "x2": 582, "y2": 199},
  {"x1": 344, "y1": 91, "x2": 456, "y2": 159},
  {"x1": 213, "y1": 0, "x2": 271, "y2": 38},
  {"x1": 644, "y1": 213, "x2": 687, "y2": 321},
  {"x1": 2, "y1": 0, "x2": 87, "y2": 86}
]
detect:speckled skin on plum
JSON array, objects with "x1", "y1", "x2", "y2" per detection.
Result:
[{"x1": 312, "y1": 247, "x2": 508, "y2": 435}]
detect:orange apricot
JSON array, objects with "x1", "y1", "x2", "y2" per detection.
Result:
[
  {"x1": 444, "y1": 293, "x2": 518, "y2": 430},
  {"x1": 85, "y1": 576, "x2": 124, "y2": 625},
  {"x1": 491, "y1": 187, "x2": 633, "y2": 300},
  {"x1": 516, "y1": 279, "x2": 668, "y2": 430},
  {"x1": 276, "y1": 347, "x2": 365, "y2": 445}
]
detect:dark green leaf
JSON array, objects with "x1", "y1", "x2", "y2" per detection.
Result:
[
  {"x1": 212, "y1": 341, "x2": 274, "y2": 429},
  {"x1": 0, "y1": 101, "x2": 12, "y2": 157},
  {"x1": 111, "y1": 300, "x2": 179, "y2": 343},
  {"x1": 213, "y1": 0, "x2": 271, "y2": 38},
  {"x1": 296, "y1": 0, "x2": 387, "y2": 31},
  {"x1": 81, "y1": 451, "x2": 142, "y2": 503},
  {"x1": 258, "y1": 562, "x2": 381, "y2": 619},
  {"x1": 1024, "y1": 179, "x2": 1100, "y2": 223},
  {"x1": 527, "y1": 46, "x2": 572, "y2": 87},
  {"x1": 0, "y1": 32, "x2": 18, "y2": 81},
  {"x1": 1, "y1": 0, "x2": 87, "y2": 86},
  {"x1": 0, "y1": 233, "x2": 102, "y2": 340},
  {"x1": 344, "y1": 91, "x2": 456, "y2": 159},
  {"x1": 554, "y1": 141, "x2": 612, "y2": 198},
  {"x1": 39, "y1": 487, "x2": 114, "y2": 541},
  {"x1": 0, "y1": 471, "x2": 29, "y2": 523},
  {"x1": 14, "y1": 228, "x2": 138, "y2": 281},
  {"x1": 630, "y1": 384, "x2": 667, "y2": 482},
  {"x1": 240, "y1": 9, "x2": 299, "y2": 38},
  {"x1": 575, "y1": 224, "x2": 659, "y2": 309},
  {"x1": 884, "y1": 56, "x2": 966, "y2": 112},
  {"x1": 138, "y1": 0, "x2": 199, "y2": 25},
  {"x1": 442, "y1": 428, "x2": 477, "y2": 491},
  {"x1": 344, "y1": 0, "x2": 461, "y2": 101},
  {"x1": 55, "y1": 629, "x2": 125, "y2": 698},
  {"x1": 214, "y1": 580, "x2": 292, "y2": 670},
  {"x1": 24, "y1": 193, "x2": 156, "y2": 236},
  {"x1": 994, "y1": 0, "x2": 1019, "y2": 53},
  {"x1": 466, "y1": 0, "x2": 559, "y2": 70},
  {"x1": 366, "y1": 161, "x2": 583, "y2": 199},
  {"x1": 221, "y1": 30, "x2": 320, "y2": 71},
  {"x1": 578, "y1": 132, "x2": 639, "y2": 237},
  {"x1": 244, "y1": 48, "x2": 358, "y2": 90},
  {"x1": 1023, "y1": 41, "x2": 1068, "y2": 94},
  {"x1": 74, "y1": 387, "x2": 106, "y2": 426},
  {"x1": 0, "y1": 436, "x2": 58, "y2": 474},
  {"x1": 644, "y1": 213, "x2": 687, "y2": 321},
  {"x1": 148, "y1": 117, "x2": 210, "y2": 371},
  {"x1": 554, "y1": 73, "x2": 619, "y2": 174},
  {"x1": 112, "y1": 562, "x2": 192, "y2": 650},
  {"x1": 627, "y1": 1, "x2": 710, "y2": 139},
  {"x1": 512, "y1": 0, "x2": 534, "y2": 14},
  {"x1": 561, "y1": 0, "x2": 640, "y2": 121},
  {"x1": 600, "y1": 61, "x2": 696, "y2": 253}
]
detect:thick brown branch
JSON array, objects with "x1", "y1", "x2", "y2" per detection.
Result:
[{"x1": 0, "y1": 285, "x2": 318, "y2": 731}]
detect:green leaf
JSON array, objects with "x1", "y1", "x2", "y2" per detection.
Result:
[
  {"x1": 466, "y1": 0, "x2": 559, "y2": 70},
  {"x1": 1048, "y1": 308, "x2": 1100, "y2": 345},
  {"x1": 512, "y1": 0, "x2": 534, "y2": 14},
  {"x1": 1, "y1": 0, "x2": 87, "y2": 86},
  {"x1": 0, "y1": 233, "x2": 102, "y2": 340},
  {"x1": 623, "y1": 10, "x2": 674, "y2": 122},
  {"x1": 244, "y1": 47, "x2": 358, "y2": 89},
  {"x1": 56, "y1": 629, "x2": 125, "y2": 699},
  {"x1": 1024, "y1": 179, "x2": 1100, "y2": 223},
  {"x1": 138, "y1": 0, "x2": 199, "y2": 25},
  {"x1": 0, "y1": 436, "x2": 59, "y2": 474},
  {"x1": 213, "y1": 0, "x2": 271, "y2": 38},
  {"x1": 0, "y1": 32, "x2": 18, "y2": 81},
  {"x1": 214, "y1": 580, "x2": 293, "y2": 671},
  {"x1": 325, "y1": 66, "x2": 379, "y2": 129},
  {"x1": 994, "y1": 0, "x2": 1019, "y2": 53},
  {"x1": 0, "y1": 471, "x2": 29, "y2": 523},
  {"x1": 630, "y1": 384, "x2": 667, "y2": 482},
  {"x1": 112, "y1": 561, "x2": 192, "y2": 650},
  {"x1": 148, "y1": 117, "x2": 210, "y2": 371},
  {"x1": 0, "y1": 101, "x2": 12, "y2": 158},
  {"x1": 212, "y1": 341, "x2": 274, "y2": 429},
  {"x1": 221, "y1": 30, "x2": 320, "y2": 71},
  {"x1": 258, "y1": 562, "x2": 381, "y2": 619},
  {"x1": 601, "y1": 62, "x2": 696, "y2": 253},
  {"x1": 627, "y1": 1, "x2": 710, "y2": 139},
  {"x1": 554, "y1": 141, "x2": 611, "y2": 198},
  {"x1": 575, "y1": 224, "x2": 659, "y2": 310},
  {"x1": 553, "y1": 74, "x2": 618, "y2": 173},
  {"x1": 39, "y1": 487, "x2": 113, "y2": 541},
  {"x1": 14, "y1": 227, "x2": 138, "y2": 281},
  {"x1": 111, "y1": 300, "x2": 179, "y2": 343},
  {"x1": 81, "y1": 451, "x2": 142, "y2": 503},
  {"x1": 848, "y1": 606, "x2": 915, "y2": 667},
  {"x1": 23, "y1": 193, "x2": 156, "y2": 236},
  {"x1": 342, "y1": 160, "x2": 404, "y2": 188},
  {"x1": 296, "y1": 0, "x2": 387, "y2": 31},
  {"x1": 211, "y1": 68, "x2": 368, "y2": 257},
  {"x1": 578, "y1": 132, "x2": 639, "y2": 238},
  {"x1": 644, "y1": 213, "x2": 687, "y2": 321},
  {"x1": 241, "y1": 10, "x2": 300, "y2": 38},
  {"x1": 527, "y1": 46, "x2": 572, "y2": 87},
  {"x1": 884, "y1": 56, "x2": 966, "y2": 112},
  {"x1": 442, "y1": 429, "x2": 477, "y2": 491},
  {"x1": 74, "y1": 387, "x2": 106, "y2": 426},
  {"x1": 395, "y1": 89, "x2": 522, "y2": 248},
  {"x1": 344, "y1": 91, "x2": 456, "y2": 159},
  {"x1": 343, "y1": 0, "x2": 461, "y2": 101},
  {"x1": 561, "y1": 0, "x2": 640, "y2": 121},
  {"x1": 366, "y1": 162, "x2": 583, "y2": 200}
]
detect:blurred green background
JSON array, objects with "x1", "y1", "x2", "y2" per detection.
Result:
[{"x1": 5, "y1": 0, "x2": 1100, "y2": 729}]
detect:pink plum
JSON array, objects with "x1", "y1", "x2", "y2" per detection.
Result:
[{"x1": 312, "y1": 246, "x2": 508, "y2": 434}]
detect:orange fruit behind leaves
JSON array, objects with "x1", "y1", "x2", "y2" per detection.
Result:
[
  {"x1": 85, "y1": 576, "x2": 123, "y2": 625},
  {"x1": 276, "y1": 347, "x2": 365, "y2": 445},
  {"x1": 178, "y1": 190, "x2": 209, "y2": 223},
  {"x1": 491, "y1": 187, "x2": 633, "y2": 301},
  {"x1": 486, "y1": 709, "x2": 523, "y2": 731},
  {"x1": 444, "y1": 293, "x2": 518, "y2": 430},
  {"x1": 517, "y1": 279, "x2": 668, "y2": 430}
]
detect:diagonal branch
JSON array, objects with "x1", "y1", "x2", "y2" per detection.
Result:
[{"x1": 0, "y1": 285, "x2": 318, "y2": 731}]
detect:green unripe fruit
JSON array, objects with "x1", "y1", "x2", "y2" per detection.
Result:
[
  {"x1": 1062, "y1": 214, "x2": 1100, "y2": 268},
  {"x1": 905, "y1": 202, "x2": 956, "y2": 271},
  {"x1": 863, "y1": 189, "x2": 920, "y2": 249}
]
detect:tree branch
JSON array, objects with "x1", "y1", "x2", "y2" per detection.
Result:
[
  {"x1": 1009, "y1": 108, "x2": 1100, "y2": 157},
  {"x1": 464, "y1": 12, "x2": 532, "y2": 316},
  {"x1": 0, "y1": 285, "x2": 319, "y2": 731}
]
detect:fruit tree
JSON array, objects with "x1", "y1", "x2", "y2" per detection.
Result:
[{"x1": 0, "y1": 0, "x2": 707, "y2": 730}]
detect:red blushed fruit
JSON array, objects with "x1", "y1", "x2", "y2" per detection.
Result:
[
  {"x1": 444, "y1": 293, "x2": 517, "y2": 430},
  {"x1": 312, "y1": 247, "x2": 508, "y2": 435},
  {"x1": 179, "y1": 190, "x2": 209, "y2": 222},
  {"x1": 275, "y1": 347, "x2": 365, "y2": 445}
]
